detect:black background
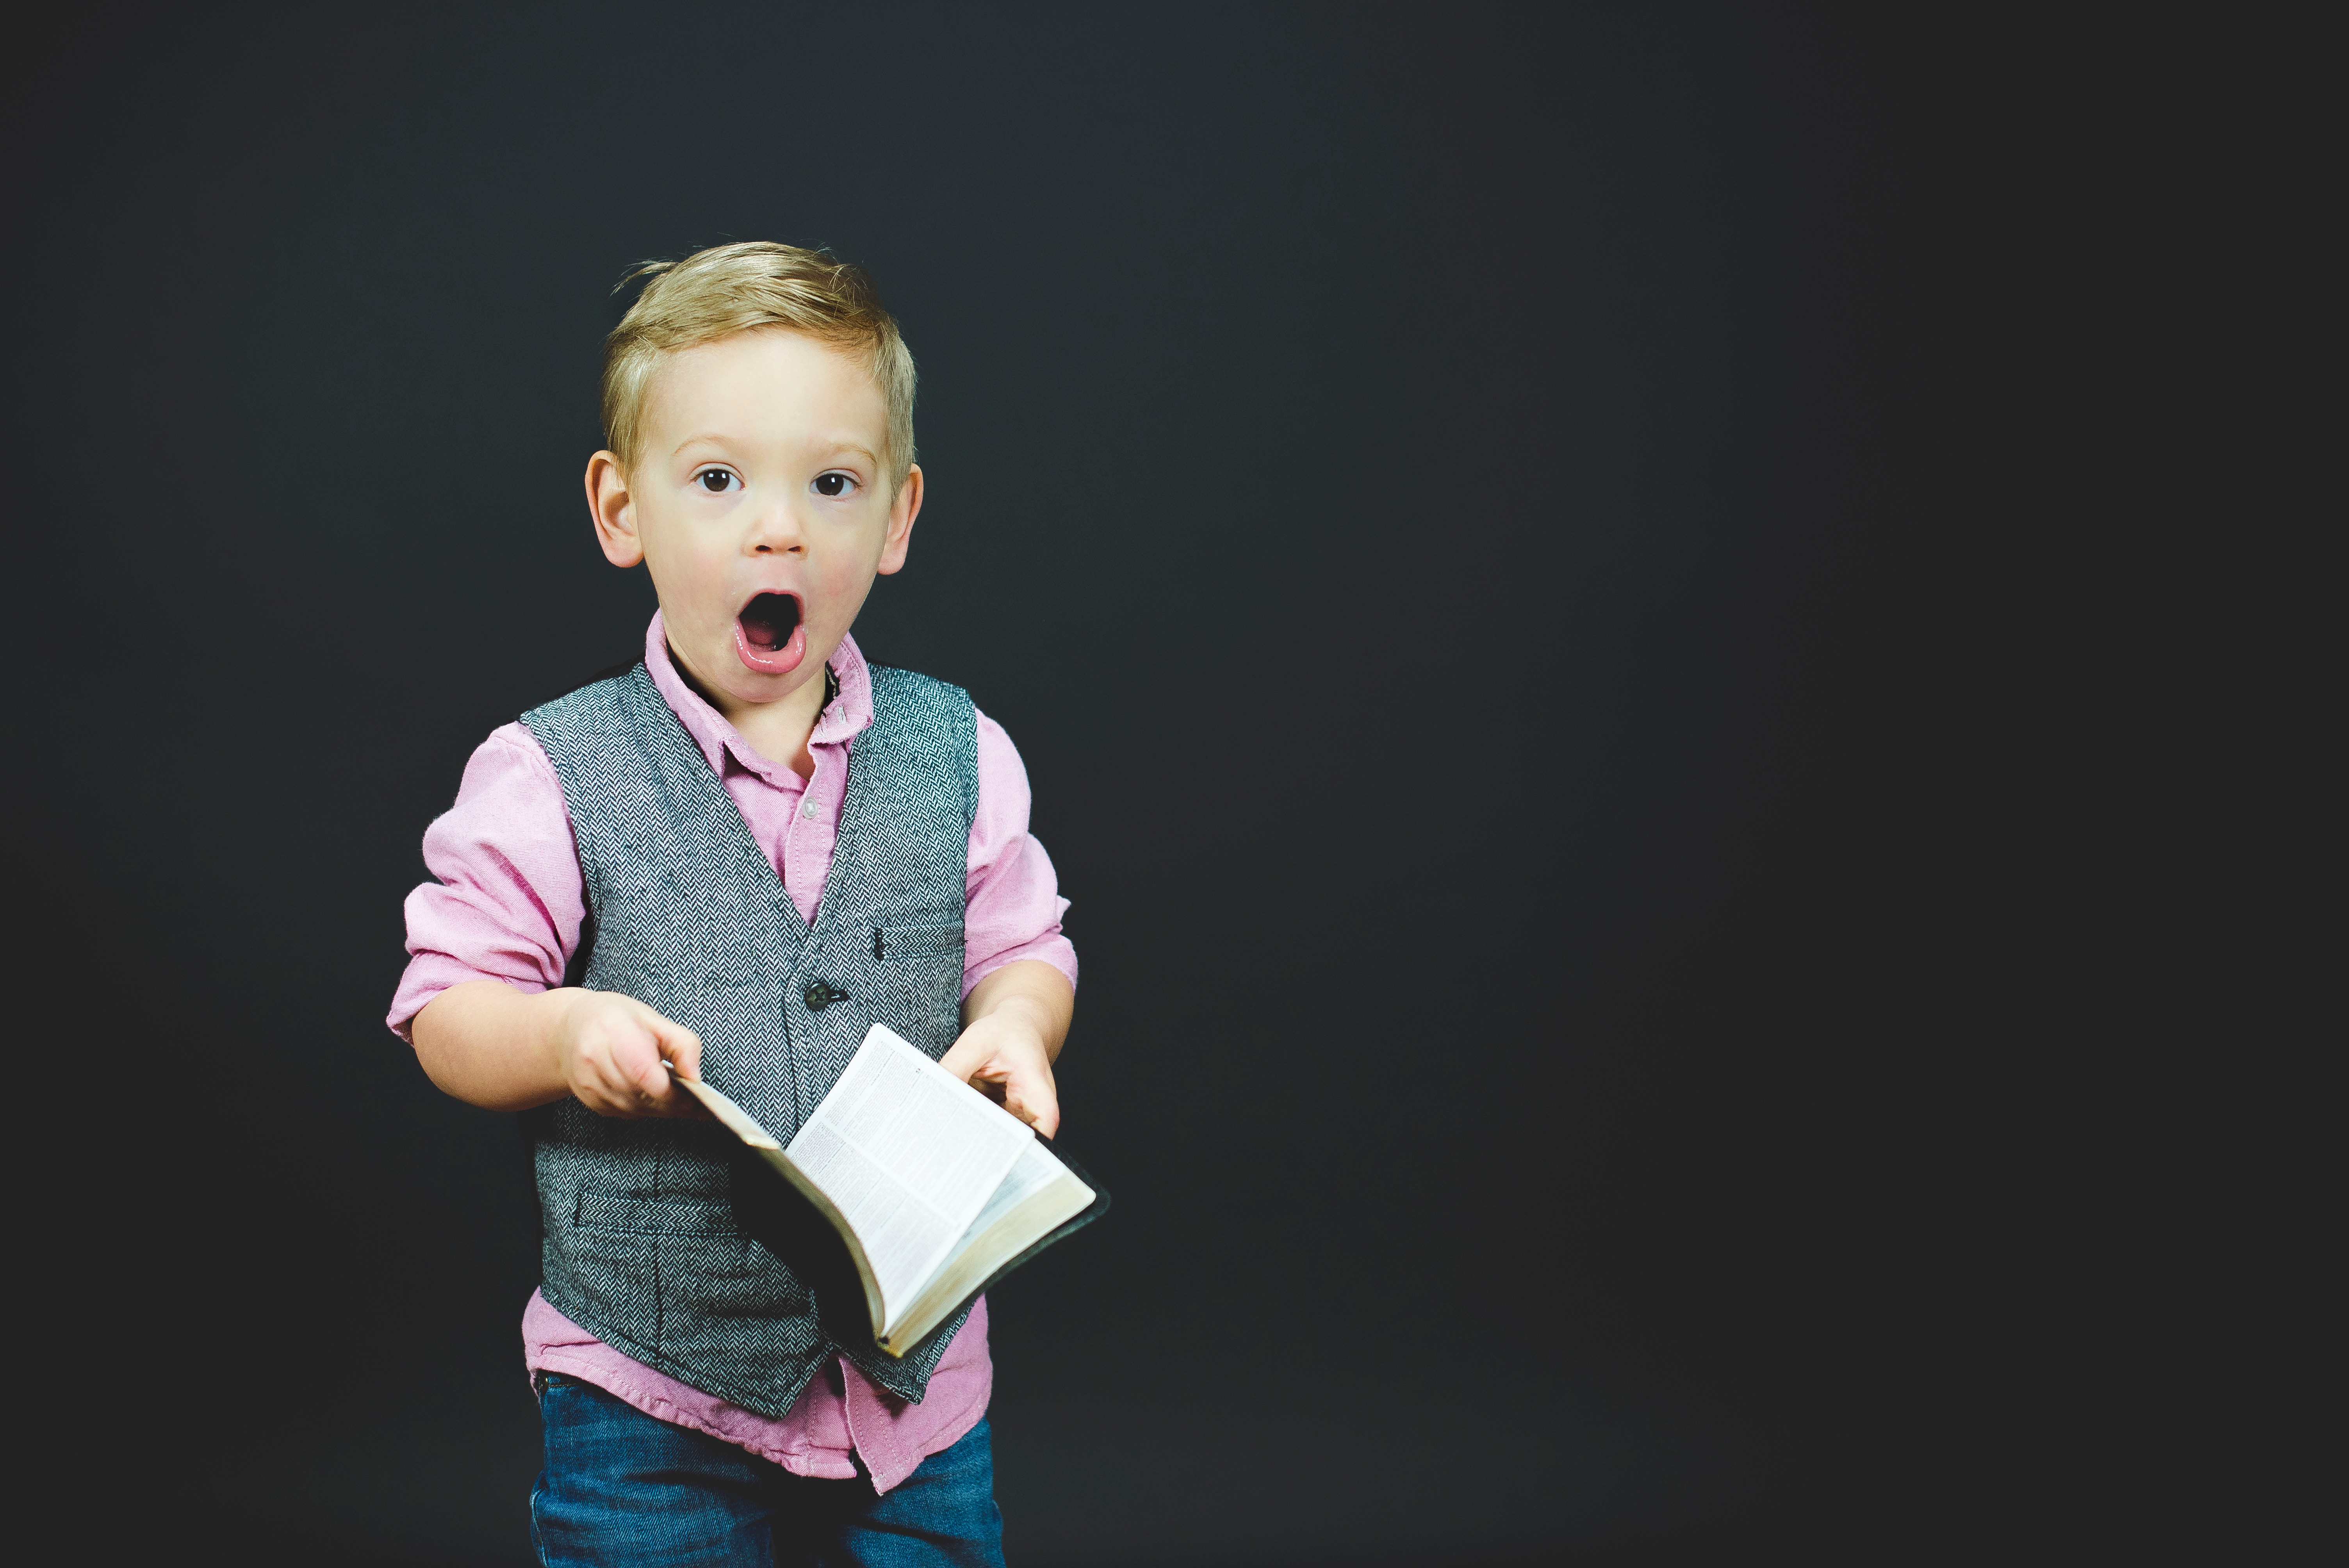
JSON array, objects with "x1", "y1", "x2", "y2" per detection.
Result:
[{"x1": 5, "y1": 4, "x2": 2061, "y2": 1563}]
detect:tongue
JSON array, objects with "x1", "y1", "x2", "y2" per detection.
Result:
[{"x1": 741, "y1": 595, "x2": 797, "y2": 650}]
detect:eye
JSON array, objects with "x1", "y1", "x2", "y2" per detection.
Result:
[
  {"x1": 812, "y1": 471, "x2": 857, "y2": 498},
  {"x1": 694, "y1": 468, "x2": 738, "y2": 494}
]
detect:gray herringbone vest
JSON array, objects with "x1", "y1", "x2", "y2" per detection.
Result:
[{"x1": 518, "y1": 659, "x2": 977, "y2": 1416}]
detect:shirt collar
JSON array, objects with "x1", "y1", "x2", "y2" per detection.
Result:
[{"x1": 642, "y1": 610, "x2": 874, "y2": 780}]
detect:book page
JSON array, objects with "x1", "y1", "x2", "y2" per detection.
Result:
[
  {"x1": 881, "y1": 1138, "x2": 1096, "y2": 1354},
  {"x1": 957, "y1": 1138, "x2": 1072, "y2": 1244},
  {"x1": 783, "y1": 1025, "x2": 1033, "y2": 1329}
]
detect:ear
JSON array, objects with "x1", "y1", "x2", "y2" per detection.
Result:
[
  {"x1": 877, "y1": 465, "x2": 923, "y2": 576},
  {"x1": 586, "y1": 451, "x2": 643, "y2": 568}
]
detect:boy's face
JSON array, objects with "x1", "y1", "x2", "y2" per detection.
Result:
[{"x1": 587, "y1": 328, "x2": 919, "y2": 713}]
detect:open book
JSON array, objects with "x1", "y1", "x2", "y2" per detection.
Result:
[{"x1": 675, "y1": 1023, "x2": 1101, "y2": 1357}]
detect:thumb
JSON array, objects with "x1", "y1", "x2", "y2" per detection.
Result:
[
  {"x1": 1005, "y1": 1058, "x2": 1061, "y2": 1140},
  {"x1": 936, "y1": 1031, "x2": 986, "y2": 1085},
  {"x1": 635, "y1": 1010, "x2": 707, "y2": 1117},
  {"x1": 651, "y1": 1015, "x2": 704, "y2": 1082}
]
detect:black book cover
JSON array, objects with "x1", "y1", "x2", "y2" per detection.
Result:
[{"x1": 730, "y1": 1134, "x2": 1111, "y2": 1362}]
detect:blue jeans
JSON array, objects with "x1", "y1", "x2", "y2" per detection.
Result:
[{"x1": 530, "y1": 1373, "x2": 1007, "y2": 1568}]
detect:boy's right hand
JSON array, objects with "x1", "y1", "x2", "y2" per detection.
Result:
[
  {"x1": 410, "y1": 977, "x2": 710, "y2": 1117},
  {"x1": 545, "y1": 989, "x2": 709, "y2": 1118}
]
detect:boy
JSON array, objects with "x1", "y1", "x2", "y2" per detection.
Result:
[{"x1": 390, "y1": 242, "x2": 1076, "y2": 1567}]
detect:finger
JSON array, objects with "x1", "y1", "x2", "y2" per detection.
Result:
[
  {"x1": 586, "y1": 1058, "x2": 656, "y2": 1119},
  {"x1": 647, "y1": 1042, "x2": 711, "y2": 1119},
  {"x1": 936, "y1": 1033, "x2": 986, "y2": 1085},
  {"x1": 653, "y1": 1020, "x2": 704, "y2": 1083},
  {"x1": 578, "y1": 1064, "x2": 644, "y2": 1119},
  {"x1": 659, "y1": 1069, "x2": 712, "y2": 1119},
  {"x1": 1003, "y1": 1061, "x2": 1060, "y2": 1139},
  {"x1": 626, "y1": 1008, "x2": 708, "y2": 1118},
  {"x1": 570, "y1": 1033, "x2": 645, "y2": 1119},
  {"x1": 629, "y1": 1056, "x2": 672, "y2": 1111},
  {"x1": 599, "y1": 1019, "x2": 676, "y2": 1115}
]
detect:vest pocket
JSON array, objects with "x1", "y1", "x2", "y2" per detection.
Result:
[
  {"x1": 872, "y1": 921, "x2": 964, "y2": 961},
  {"x1": 567, "y1": 1190, "x2": 810, "y2": 1359},
  {"x1": 574, "y1": 1192, "x2": 741, "y2": 1236}
]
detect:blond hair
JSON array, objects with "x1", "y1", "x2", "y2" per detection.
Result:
[{"x1": 601, "y1": 241, "x2": 916, "y2": 485}]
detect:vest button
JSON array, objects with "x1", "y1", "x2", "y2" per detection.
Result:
[{"x1": 803, "y1": 980, "x2": 849, "y2": 1012}]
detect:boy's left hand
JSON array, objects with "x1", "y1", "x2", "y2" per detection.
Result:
[{"x1": 939, "y1": 959, "x2": 1072, "y2": 1138}]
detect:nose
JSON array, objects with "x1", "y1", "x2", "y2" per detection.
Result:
[{"x1": 745, "y1": 495, "x2": 805, "y2": 556}]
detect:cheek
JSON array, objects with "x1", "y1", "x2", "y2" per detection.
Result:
[
  {"x1": 815, "y1": 527, "x2": 888, "y2": 600},
  {"x1": 640, "y1": 518, "x2": 731, "y2": 613},
  {"x1": 814, "y1": 558, "x2": 870, "y2": 611}
]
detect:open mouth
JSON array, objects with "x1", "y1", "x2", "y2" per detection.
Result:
[
  {"x1": 739, "y1": 592, "x2": 800, "y2": 651},
  {"x1": 734, "y1": 592, "x2": 807, "y2": 674}
]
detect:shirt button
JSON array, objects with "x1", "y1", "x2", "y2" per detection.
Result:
[{"x1": 800, "y1": 799, "x2": 818, "y2": 820}]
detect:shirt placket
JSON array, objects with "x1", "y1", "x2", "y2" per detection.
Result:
[{"x1": 784, "y1": 748, "x2": 823, "y2": 910}]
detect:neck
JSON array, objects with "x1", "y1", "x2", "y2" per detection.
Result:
[{"x1": 667, "y1": 641, "x2": 830, "y2": 780}]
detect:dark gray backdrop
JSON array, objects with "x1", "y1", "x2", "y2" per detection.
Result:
[{"x1": 7, "y1": 4, "x2": 2004, "y2": 1564}]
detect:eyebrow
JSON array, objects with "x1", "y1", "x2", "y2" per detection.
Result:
[{"x1": 668, "y1": 434, "x2": 882, "y2": 467}]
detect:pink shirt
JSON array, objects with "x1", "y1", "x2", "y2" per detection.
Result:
[{"x1": 390, "y1": 614, "x2": 1077, "y2": 1492}]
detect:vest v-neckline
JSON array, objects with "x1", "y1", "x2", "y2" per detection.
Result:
[{"x1": 638, "y1": 662, "x2": 863, "y2": 948}]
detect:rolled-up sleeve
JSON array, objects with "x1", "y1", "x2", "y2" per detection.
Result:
[
  {"x1": 961, "y1": 710, "x2": 1078, "y2": 999},
  {"x1": 387, "y1": 723, "x2": 585, "y2": 1041}
]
